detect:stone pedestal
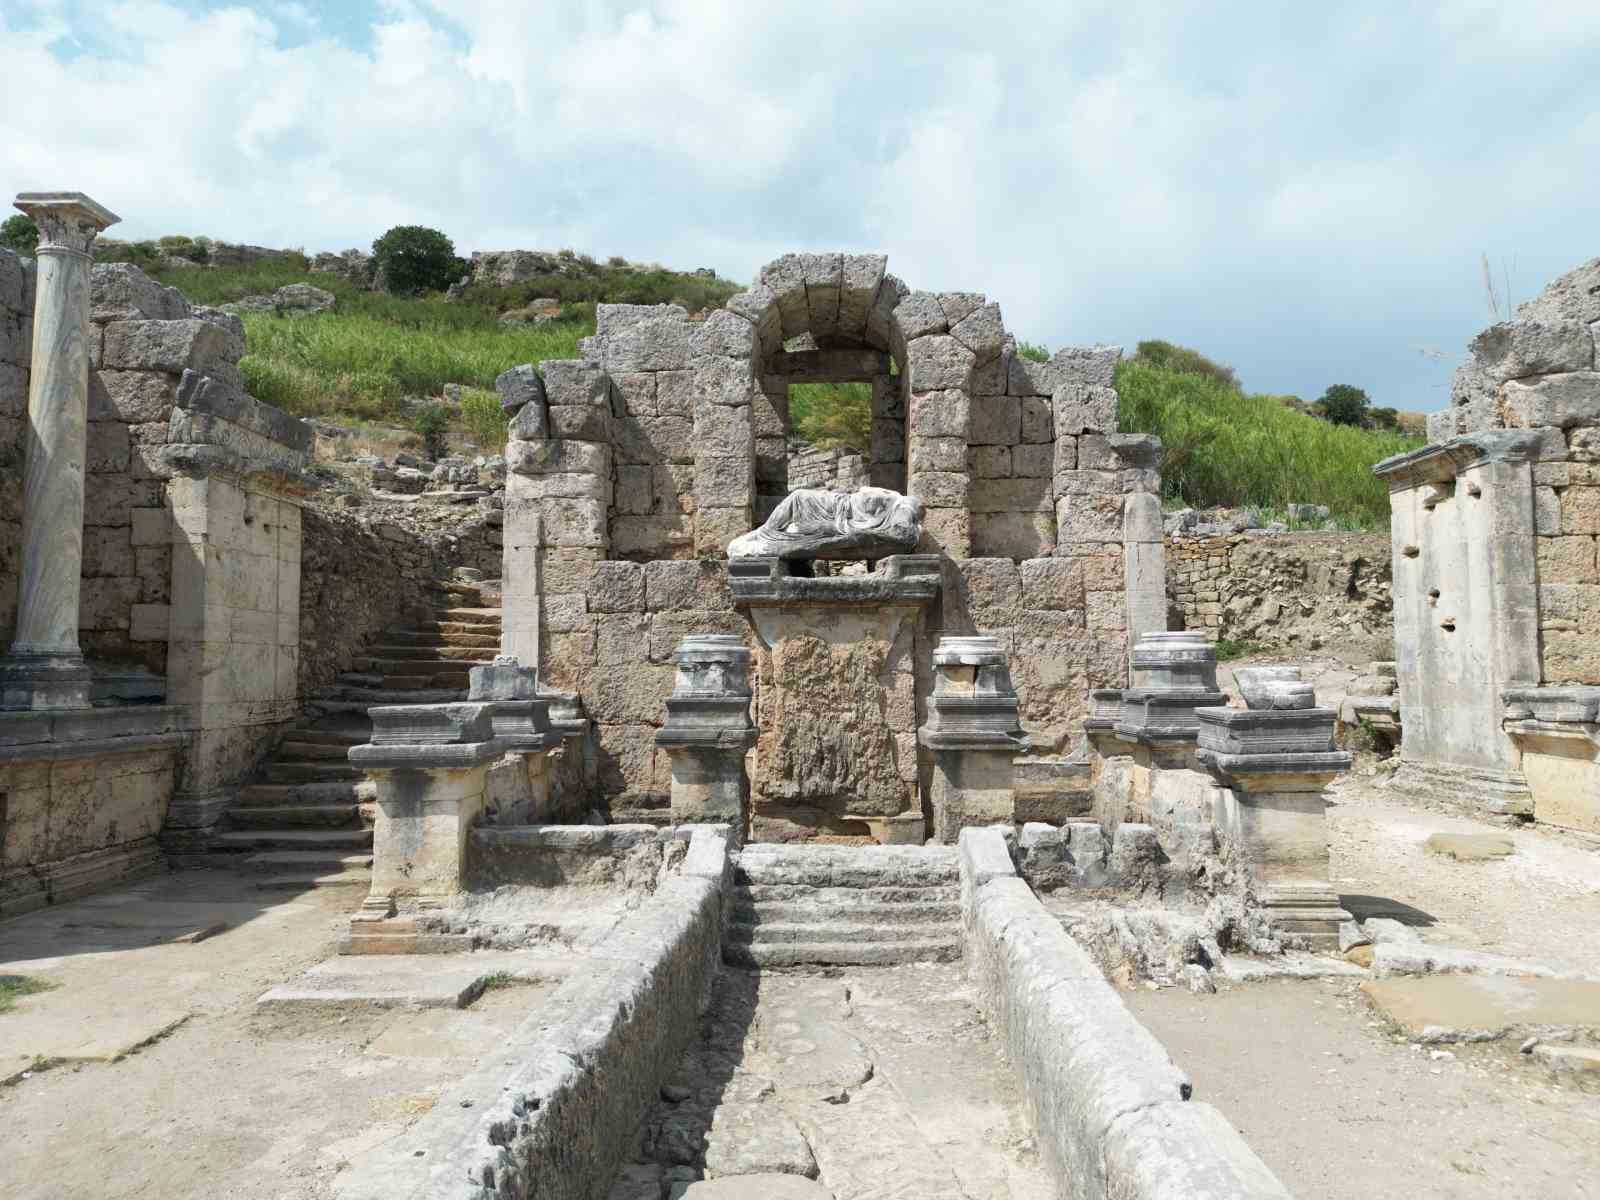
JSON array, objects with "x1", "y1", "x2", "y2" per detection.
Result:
[
  {"x1": 1196, "y1": 667, "x2": 1353, "y2": 949},
  {"x1": 920, "y1": 636, "x2": 1028, "y2": 843},
  {"x1": 346, "y1": 699, "x2": 553, "y2": 953},
  {"x1": 1503, "y1": 687, "x2": 1600, "y2": 835},
  {"x1": 655, "y1": 634, "x2": 757, "y2": 828},
  {"x1": 0, "y1": 193, "x2": 118, "y2": 710},
  {"x1": 1115, "y1": 631, "x2": 1227, "y2": 767},
  {"x1": 732, "y1": 555, "x2": 939, "y2": 843}
]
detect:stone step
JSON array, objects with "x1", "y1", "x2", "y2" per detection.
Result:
[
  {"x1": 726, "y1": 918, "x2": 956, "y2": 945},
  {"x1": 735, "y1": 883, "x2": 961, "y2": 906},
  {"x1": 434, "y1": 606, "x2": 501, "y2": 625},
  {"x1": 365, "y1": 644, "x2": 497, "y2": 663},
  {"x1": 355, "y1": 656, "x2": 485, "y2": 675},
  {"x1": 240, "y1": 850, "x2": 373, "y2": 889},
  {"x1": 227, "y1": 802, "x2": 363, "y2": 829},
  {"x1": 332, "y1": 686, "x2": 467, "y2": 705},
  {"x1": 727, "y1": 899, "x2": 961, "y2": 927},
  {"x1": 278, "y1": 737, "x2": 361, "y2": 759},
  {"x1": 263, "y1": 761, "x2": 362, "y2": 784},
  {"x1": 239, "y1": 781, "x2": 362, "y2": 806},
  {"x1": 390, "y1": 627, "x2": 501, "y2": 646},
  {"x1": 723, "y1": 938, "x2": 961, "y2": 968},
  {"x1": 377, "y1": 670, "x2": 472, "y2": 691},
  {"x1": 281, "y1": 725, "x2": 369, "y2": 745},
  {"x1": 212, "y1": 828, "x2": 373, "y2": 852},
  {"x1": 734, "y1": 846, "x2": 960, "y2": 889}
]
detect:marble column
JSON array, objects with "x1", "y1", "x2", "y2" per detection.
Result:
[{"x1": 0, "y1": 193, "x2": 119, "y2": 710}]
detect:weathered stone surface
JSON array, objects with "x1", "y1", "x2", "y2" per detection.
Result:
[
  {"x1": 1054, "y1": 384, "x2": 1119, "y2": 435},
  {"x1": 496, "y1": 362, "x2": 546, "y2": 414},
  {"x1": 88, "y1": 370, "x2": 177, "y2": 423},
  {"x1": 970, "y1": 394, "x2": 1020, "y2": 445},
  {"x1": 1516, "y1": 258, "x2": 1600, "y2": 325},
  {"x1": 906, "y1": 335, "x2": 975, "y2": 392},
  {"x1": 893, "y1": 291, "x2": 949, "y2": 341},
  {"x1": 101, "y1": 319, "x2": 227, "y2": 374},
  {"x1": 676, "y1": 1177, "x2": 831, "y2": 1200},
  {"x1": 1470, "y1": 321, "x2": 1594, "y2": 382},
  {"x1": 1424, "y1": 832, "x2": 1514, "y2": 861},
  {"x1": 1502, "y1": 371, "x2": 1600, "y2": 427},
  {"x1": 908, "y1": 389, "x2": 969, "y2": 438},
  {"x1": 596, "y1": 306, "x2": 693, "y2": 371},
  {"x1": 690, "y1": 308, "x2": 757, "y2": 361},
  {"x1": 950, "y1": 302, "x2": 1005, "y2": 363},
  {"x1": 90, "y1": 263, "x2": 189, "y2": 323},
  {"x1": 589, "y1": 562, "x2": 647, "y2": 612}
]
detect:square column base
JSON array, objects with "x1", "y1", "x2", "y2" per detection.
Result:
[
  {"x1": 928, "y1": 746, "x2": 1016, "y2": 844},
  {"x1": 0, "y1": 654, "x2": 92, "y2": 711},
  {"x1": 665, "y1": 744, "x2": 750, "y2": 827}
]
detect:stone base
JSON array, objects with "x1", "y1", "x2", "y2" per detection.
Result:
[
  {"x1": 341, "y1": 917, "x2": 474, "y2": 956},
  {"x1": 163, "y1": 788, "x2": 235, "y2": 837},
  {"x1": 1387, "y1": 758, "x2": 1532, "y2": 817},
  {"x1": 0, "y1": 836, "x2": 165, "y2": 918},
  {"x1": 0, "y1": 653, "x2": 93, "y2": 711},
  {"x1": 860, "y1": 812, "x2": 928, "y2": 845},
  {"x1": 1258, "y1": 884, "x2": 1352, "y2": 951}
]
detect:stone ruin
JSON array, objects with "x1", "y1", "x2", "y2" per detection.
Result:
[{"x1": 2, "y1": 192, "x2": 1597, "y2": 1200}]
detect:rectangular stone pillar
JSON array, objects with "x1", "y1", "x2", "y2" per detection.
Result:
[
  {"x1": 920, "y1": 635, "x2": 1028, "y2": 843},
  {"x1": 655, "y1": 634, "x2": 756, "y2": 828}
]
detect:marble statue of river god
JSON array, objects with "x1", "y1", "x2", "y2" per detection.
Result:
[{"x1": 728, "y1": 486, "x2": 925, "y2": 560}]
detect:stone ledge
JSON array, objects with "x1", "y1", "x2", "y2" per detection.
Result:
[
  {"x1": 728, "y1": 553, "x2": 942, "y2": 606},
  {"x1": 959, "y1": 827, "x2": 1291, "y2": 1200}
]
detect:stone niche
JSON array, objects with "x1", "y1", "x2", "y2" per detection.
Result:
[{"x1": 730, "y1": 554, "x2": 940, "y2": 842}]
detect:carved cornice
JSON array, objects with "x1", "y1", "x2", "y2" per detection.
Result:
[{"x1": 13, "y1": 192, "x2": 120, "y2": 259}]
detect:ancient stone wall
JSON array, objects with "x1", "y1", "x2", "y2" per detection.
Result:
[
  {"x1": 0, "y1": 250, "x2": 31, "y2": 651},
  {"x1": 1164, "y1": 530, "x2": 1393, "y2": 650},
  {"x1": 501, "y1": 255, "x2": 1161, "y2": 824}
]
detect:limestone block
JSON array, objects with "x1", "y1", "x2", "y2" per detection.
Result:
[
  {"x1": 1541, "y1": 630, "x2": 1600, "y2": 683},
  {"x1": 893, "y1": 291, "x2": 950, "y2": 340},
  {"x1": 0, "y1": 249, "x2": 25, "y2": 311},
  {"x1": 0, "y1": 363, "x2": 24, "y2": 416},
  {"x1": 1571, "y1": 427, "x2": 1600, "y2": 462},
  {"x1": 694, "y1": 355, "x2": 755, "y2": 408},
  {"x1": 690, "y1": 308, "x2": 757, "y2": 360},
  {"x1": 1103, "y1": 1100, "x2": 1292, "y2": 1200},
  {"x1": 754, "y1": 436, "x2": 787, "y2": 484},
  {"x1": 696, "y1": 506, "x2": 751, "y2": 557},
  {"x1": 871, "y1": 373, "x2": 905, "y2": 420},
  {"x1": 971, "y1": 512, "x2": 1055, "y2": 561},
  {"x1": 1561, "y1": 485, "x2": 1600, "y2": 534},
  {"x1": 656, "y1": 464, "x2": 695, "y2": 515},
  {"x1": 920, "y1": 506, "x2": 971, "y2": 556},
  {"x1": 969, "y1": 476, "x2": 1052, "y2": 513},
  {"x1": 971, "y1": 394, "x2": 1021, "y2": 444},
  {"x1": 101, "y1": 319, "x2": 227, "y2": 374},
  {"x1": 647, "y1": 609, "x2": 749, "y2": 662},
  {"x1": 906, "y1": 335, "x2": 976, "y2": 391},
  {"x1": 957, "y1": 558, "x2": 1023, "y2": 622},
  {"x1": 908, "y1": 436, "x2": 967, "y2": 474},
  {"x1": 597, "y1": 308, "x2": 692, "y2": 371},
  {"x1": 870, "y1": 418, "x2": 906, "y2": 465},
  {"x1": 611, "y1": 516, "x2": 692, "y2": 558},
  {"x1": 910, "y1": 470, "x2": 969, "y2": 508},
  {"x1": 695, "y1": 456, "x2": 754, "y2": 508},
  {"x1": 838, "y1": 253, "x2": 888, "y2": 340},
  {"x1": 1010, "y1": 443, "x2": 1052, "y2": 478},
  {"x1": 1470, "y1": 321, "x2": 1594, "y2": 382},
  {"x1": 546, "y1": 401, "x2": 609, "y2": 441},
  {"x1": 86, "y1": 421, "x2": 131, "y2": 473},
  {"x1": 615, "y1": 465, "x2": 652, "y2": 515},
  {"x1": 1502, "y1": 371, "x2": 1600, "y2": 428},
  {"x1": 908, "y1": 389, "x2": 969, "y2": 438},
  {"x1": 692, "y1": 400, "x2": 751, "y2": 458},
  {"x1": 649, "y1": 369, "x2": 692, "y2": 417},
  {"x1": 951, "y1": 302, "x2": 1006, "y2": 363},
  {"x1": 586, "y1": 561, "x2": 646, "y2": 613},
  {"x1": 610, "y1": 371, "x2": 656, "y2": 417},
  {"x1": 1052, "y1": 435, "x2": 1079, "y2": 475},
  {"x1": 1538, "y1": 535, "x2": 1599, "y2": 583},
  {"x1": 541, "y1": 498, "x2": 607, "y2": 548},
  {"x1": 646, "y1": 560, "x2": 734, "y2": 612},
  {"x1": 1057, "y1": 494, "x2": 1124, "y2": 545},
  {"x1": 1054, "y1": 385, "x2": 1119, "y2": 435},
  {"x1": 507, "y1": 401, "x2": 549, "y2": 440},
  {"x1": 505, "y1": 438, "x2": 610, "y2": 477},
  {"x1": 972, "y1": 444, "x2": 1011, "y2": 478},
  {"x1": 1054, "y1": 470, "x2": 1118, "y2": 498},
  {"x1": 1018, "y1": 395, "x2": 1053, "y2": 444},
  {"x1": 1536, "y1": 486, "x2": 1562, "y2": 534},
  {"x1": 90, "y1": 263, "x2": 190, "y2": 323},
  {"x1": 751, "y1": 389, "x2": 787, "y2": 437},
  {"x1": 1019, "y1": 557, "x2": 1084, "y2": 610}
]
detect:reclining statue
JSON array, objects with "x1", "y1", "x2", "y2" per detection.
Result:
[{"x1": 728, "y1": 486, "x2": 925, "y2": 560}]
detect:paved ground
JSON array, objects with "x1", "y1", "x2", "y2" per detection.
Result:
[
  {"x1": 618, "y1": 964, "x2": 1055, "y2": 1200},
  {"x1": 1126, "y1": 977, "x2": 1600, "y2": 1200},
  {"x1": 0, "y1": 871, "x2": 564, "y2": 1200}
]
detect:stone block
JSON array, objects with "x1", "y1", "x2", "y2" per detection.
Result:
[
  {"x1": 542, "y1": 498, "x2": 607, "y2": 548},
  {"x1": 656, "y1": 369, "x2": 695, "y2": 416},
  {"x1": 101, "y1": 320, "x2": 227, "y2": 374},
  {"x1": 1054, "y1": 470, "x2": 1118, "y2": 496},
  {"x1": 0, "y1": 363, "x2": 24, "y2": 417},
  {"x1": 128, "y1": 602, "x2": 171, "y2": 642},
  {"x1": 1537, "y1": 535, "x2": 1599, "y2": 584},
  {"x1": 1057, "y1": 494, "x2": 1124, "y2": 544},
  {"x1": 972, "y1": 444, "x2": 1012, "y2": 478},
  {"x1": 690, "y1": 308, "x2": 756, "y2": 360},
  {"x1": 908, "y1": 436, "x2": 967, "y2": 474},
  {"x1": 612, "y1": 414, "x2": 692, "y2": 465},
  {"x1": 695, "y1": 507, "x2": 752, "y2": 558},
  {"x1": 920, "y1": 506, "x2": 971, "y2": 556},
  {"x1": 655, "y1": 464, "x2": 695, "y2": 515},
  {"x1": 86, "y1": 421, "x2": 131, "y2": 473},
  {"x1": 751, "y1": 390, "x2": 787, "y2": 438},
  {"x1": 1021, "y1": 558, "x2": 1085, "y2": 610},
  {"x1": 908, "y1": 389, "x2": 970, "y2": 438},
  {"x1": 958, "y1": 558, "x2": 1023, "y2": 621},
  {"x1": 754, "y1": 436, "x2": 787, "y2": 484},
  {"x1": 88, "y1": 370, "x2": 177, "y2": 424},
  {"x1": 611, "y1": 516, "x2": 692, "y2": 559},
  {"x1": 971, "y1": 394, "x2": 1021, "y2": 445},
  {"x1": 1560, "y1": 485, "x2": 1600, "y2": 534},
  {"x1": 1571, "y1": 427, "x2": 1600, "y2": 462},
  {"x1": 588, "y1": 561, "x2": 647, "y2": 613},
  {"x1": 893, "y1": 291, "x2": 949, "y2": 340},
  {"x1": 695, "y1": 456, "x2": 754, "y2": 508},
  {"x1": 0, "y1": 249, "x2": 25, "y2": 312},
  {"x1": 971, "y1": 476, "x2": 1052, "y2": 513},
  {"x1": 1052, "y1": 435, "x2": 1078, "y2": 474},
  {"x1": 910, "y1": 470, "x2": 969, "y2": 508},
  {"x1": 174, "y1": 370, "x2": 312, "y2": 453},
  {"x1": 90, "y1": 264, "x2": 190, "y2": 323},
  {"x1": 508, "y1": 401, "x2": 548, "y2": 440},
  {"x1": 692, "y1": 400, "x2": 751, "y2": 459},
  {"x1": 1502, "y1": 371, "x2": 1600, "y2": 428},
  {"x1": 495, "y1": 362, "x2": 545, "y2": 414},
  {"x1": 973, "y1": 512, "x2": 1056, "y2": 562},
  {"x1": 506, "y1": 438, "x2": 609, "y2": 477},
  {"x1": 871, "y1": 418, "x2": 906, "y2": 464},
  {"x1": 694, "y1": 356, "x2": 755, "y2": 408},
  {"x1": 951, "y1": 302, "x2": 1006, "y2": 363},
  {"x1": 646, "y1": 560, "x2": 733, "y2": 612},
  {"x1": 906, "y1": 334, "x2": 976, "y2": 391},
  {"x1": 1011, "y1": 442, "x2": 1052, "y2": 478},
  {"x1": 1103, "y1": 1100, "x2": 1292, "y2": 1200},
  {"x1": 1470, "y1": 321, "x2": 1594, "y2": 382},
  {"x1": 597, "y1": 308, "x2": 693, "y2": 371},
  {"x1": 1020, "y1": 395, "x2": 1053, "y2": 443},
  {"x1": 1054, "y1": 384, "x2": 1119, "y2": 435},
  {"x1": 610, "y1": 371, "x2": 656, "y2": 417},
  {"x1": 546, "y1": 402, "x2": 609, "y2": 441}
]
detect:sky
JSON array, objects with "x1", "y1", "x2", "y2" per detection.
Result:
[{"x1": 2, "y1": 1, "x2": 1598, "y2": 413}]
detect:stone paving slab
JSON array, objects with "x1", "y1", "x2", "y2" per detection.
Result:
[
  {"x1": 1364, "y1": 974, "x2": 1600, "y2": 1042},
  {"x1": 256, "y1": 949, "x2": 574, "y2": 1010},
  {"x1": 2, "y1": 1008, "x2": 192, "y2": 1080}
]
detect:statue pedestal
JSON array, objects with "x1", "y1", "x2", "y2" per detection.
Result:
[
  {"x1": 732, "y1": 555, "x2": 941, "y2": 843},
  {"x1": 919, "y1": 636, "x2": 1028, "y2": 843}
]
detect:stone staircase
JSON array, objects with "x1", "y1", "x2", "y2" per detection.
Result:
[
  {"x1": 724, "y1": 844, "x2": 962, "y2": 966},
  {"x1": 214, "y1": 580, "x2": 501, "y2": 890}
]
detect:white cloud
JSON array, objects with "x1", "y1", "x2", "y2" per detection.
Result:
[{"x1": 0, "y1": 0, "x2": 1596, "y2": 407}]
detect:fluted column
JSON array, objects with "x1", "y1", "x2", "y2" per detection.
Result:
[{"x1": 0, "y1": 192, "x2": 119, "y2": 710}]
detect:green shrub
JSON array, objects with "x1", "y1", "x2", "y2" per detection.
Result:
[
  {"x1": 158, "y1": 234, "x2": 209, "y2": 263},
  {"x1": 1215, "y1": 639, "x2": 1266, "y2": 662},
  {"x1": 372, "y1": 225, "x2": 464, "y2": 296},
  {"x1": 459, "y1": 388, "x2": 508, "y2": 452},
  {"x1": 789, "y1": 382, "x2": 871, "y2": 450},
  {"x1": 1132, "y1": 339, "x2": 1240, "y2": 390},
  {"x1": 1319, "y1": 383, "x2": 1372, "y2": 427},
  {"x1": 1116, "y1": 360, "x2": 1420, "y2": 528},
  {"x1": 413, "y1": 403, "x2": 449, "y2": 459},
  {"x1": 1016, "y1": 341, "x2": 1050, "y2": 363},
  {"x1": 0, "y1": 214, "x2": 38, "y2": 256}
]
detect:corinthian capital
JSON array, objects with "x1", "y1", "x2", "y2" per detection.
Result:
[{"x1": 13, "y1": 192, "x2": 120, "y2": 257}]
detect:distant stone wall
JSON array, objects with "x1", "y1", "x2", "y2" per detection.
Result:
[
  {"x1": 1164, "y1": 530, "x2": 1393, "y2": 650},
  {"x1": 0, "y1": 250, "x2": 32, "y2": 652},
  {"x1": 786, "y1": 443, "x2": 867, "y2": 492}
]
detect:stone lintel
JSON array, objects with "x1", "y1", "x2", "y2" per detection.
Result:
[
  {"x1": 1503, "y1": 685, "x2": 1600, "y2": 726},
  {"x1": 368, "y1": 702, "x2": 498, "y2": 746},
  {"x1": 1197, "y1": 748, "x2": 1352, "y2": 790},
  {"x1": 0, "y1": 703, "x2": 183, "y2": 751},
  {"x1": 157, "y1": 442, "x2": 311, "y2": 496},
  {"x1": 1372, "y1": 429, "x2": 1547, "y2": 488},
  {"x1": 729, "y1": 553, "x2": 942, "y2": 607},
  {"x1": 768, "y1": 346, "x2": 891, "y2": 382}
]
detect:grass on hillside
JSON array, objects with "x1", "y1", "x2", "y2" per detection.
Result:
[
  {"x1": 790, "y1": 382, "x2": 871, "y2": 450},
  {"x1": 1116, "y1": 360, "x2": 1420, "y2": 528}
]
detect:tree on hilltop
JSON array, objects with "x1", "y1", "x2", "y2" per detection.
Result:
[
  {"x1": 1318, "y1": 383, "x2": 1371, "y2": 427},
  {"x1": 1, "y1": 215, "x2": 38, "y2": 257},
  {"x1": 372, "y1": 225, "x2": 464, "y2": 295}
]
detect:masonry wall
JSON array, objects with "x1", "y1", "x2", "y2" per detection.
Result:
[
  {"x1": 0, "y1": 249, "x2": 34, "y2": 652},
  {"x1": 1164, "y1": 530, "x2": 1393, "y2": 650},
  {"x1": 502, "y1": 256, "x2": 1160, "y2": 821}
]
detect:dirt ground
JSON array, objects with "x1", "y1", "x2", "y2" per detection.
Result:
[
  {"x1": 1126, "y1": 978, "x2": 1600, "y2": 1200},
  {"x1": 0, "y1": 872, "x2": 560, "y2": 1200}
]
